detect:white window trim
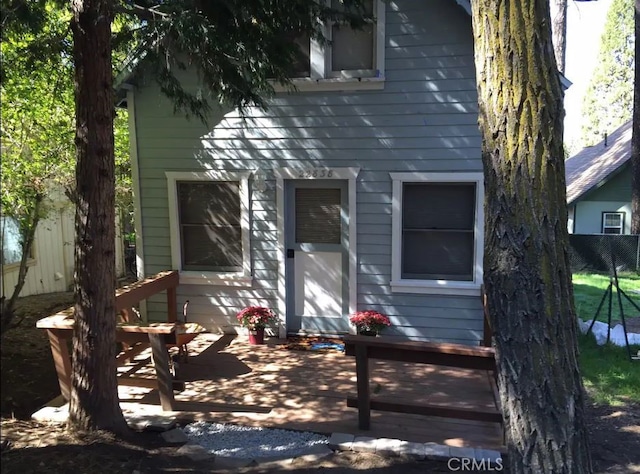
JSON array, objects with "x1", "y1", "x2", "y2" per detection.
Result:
[
  {"x1": 1, "y1": 255, "x2": 37, "y2": 273},
  {"x1": 389, "y1": 172, "x2": 484, "y2": 296},
  {"x1": 601, "y1": 212, "x2": 624, "y2": 235},
  {"x1": 166, "y1": 170, "x2": 252, "y2": 287},
  {"x1": 272, "y1": 0, "x2": 385, "y2": 93}
]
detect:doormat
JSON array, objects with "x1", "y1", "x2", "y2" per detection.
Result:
[{"x1": 279, "y1": 336, "x2": 345, "y2": 353}]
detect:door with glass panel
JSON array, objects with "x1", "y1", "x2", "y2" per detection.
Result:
[{"x1": 285, "y1": 180, "x2": 349, "y2": 334}]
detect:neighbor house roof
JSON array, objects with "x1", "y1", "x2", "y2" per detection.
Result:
[{"x1": 565, "y1": 119, "x2": 633, "y2": 204}]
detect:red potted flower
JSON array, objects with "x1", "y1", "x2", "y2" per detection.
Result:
[
  {"x1": 349, "y1": 310, "x2": 391, "y2": 336},
  {"x1": 236, "y1": 306, "x2": 277, "y2": 345}
]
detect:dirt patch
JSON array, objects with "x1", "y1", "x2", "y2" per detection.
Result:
[{"x1": 1, "y1": 291, "x2": 639, "y2": 473}]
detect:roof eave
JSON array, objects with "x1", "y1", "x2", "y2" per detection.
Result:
[{"x1": 567, "y1": 160, "x2": 631, "y2": 204}]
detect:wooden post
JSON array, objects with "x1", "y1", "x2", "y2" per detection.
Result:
[
  {"x1": 481, "y1": 285, "x2": 493, "y2": 347},
  {"x1": 149, "y1": 333, "x2": 175, "y2": 411},
  {"x1": 355, "y1": 344, "x2": 371, "y2": 430},
  {"x1": 46, "y1": 329, "x2": 72, "y2": 401}
]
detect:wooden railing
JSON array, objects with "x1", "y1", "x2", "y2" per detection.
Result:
[
  {"x1": 36, "y1": 270, "x2": 204, "y2": 411},
  {"x1": 344, "y1": 335, "x2": 502, "y2": 431},
  {"x1": 36, "y1": 270, "x2": 180, "y2": 330},
  {"x1": 117, "y1": 270, "x2": 179, "y2": 322}
]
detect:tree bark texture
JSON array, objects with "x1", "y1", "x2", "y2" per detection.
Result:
[
  {"x1": 69, "y1": 0, "x2": 128, "y2": 434},
  {"x1": 470, "y1": 1, "x2": 592, "y2": 472},
  {"x1": 550, "y1": 0, "x2": 567, "y2": 74},
  {"x1": 631, "y1": 0, "x2": 640, "y2": 235}
]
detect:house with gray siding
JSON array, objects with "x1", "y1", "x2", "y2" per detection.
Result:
[
  {"x1": 120, "y1": 0, "x2": 488, "y2": 345},
  {"x1": 566, "y1": 120, "x2": 634, "y2": 235}
]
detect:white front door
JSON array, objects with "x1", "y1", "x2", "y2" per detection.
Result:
[{"x1": 285, "y1": 180, "x2": 350, "y2": 334}]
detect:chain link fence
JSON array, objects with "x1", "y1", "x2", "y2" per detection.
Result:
[{"x1": 568, "y1": 234, "x2": 640, "y2": 273}]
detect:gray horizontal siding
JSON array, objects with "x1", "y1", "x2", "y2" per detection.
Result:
[
  {"x1": 137, "y1": 136, "x2": 480, "y2": 151},
  {"x1": 357, "y1": 213, "x2": 391, "y2": 225},
  {"x1": 358, "y1": 253, "x2": 392, "y2": 266},
  {"x1": 137, "y1": 124, "x2": 480, "y2": 140},
  {"x1": 136, "y1": 113, "x2": 478, "y2": 131},
  {"x1": 134, "y1": 0, "x2": 483, "y2": 343},
  {"x1": 582, "y1": 165, "x2": 632, "y2": 202},
  {"x1": 137, "y1": 154, "x2": 482, "y2": 168},
  {"x1": 136, "y1": 102, "x2": 479, "y2": 120}
]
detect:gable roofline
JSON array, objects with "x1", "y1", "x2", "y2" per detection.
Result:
[{"x1": 565, "y1": 119, "x2": 633, "y2": 204}]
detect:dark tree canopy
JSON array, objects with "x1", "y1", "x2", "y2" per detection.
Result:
[{"x1": 116, "y1": 0, "x2": 374, "y2": 120}]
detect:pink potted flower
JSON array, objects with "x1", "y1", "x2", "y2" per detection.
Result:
[
  {"x1": 236, "y1": 306, "x2": 277, "y2": 344},
  {"x1": 349, "y1": 310, "x2": 391, "y2": 336}
]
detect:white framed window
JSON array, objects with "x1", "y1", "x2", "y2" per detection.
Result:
[
  {"x1": 1, "y1": 216, "x2": 36, "y2": 268},
  {"x1": 602, "y1": 212, "x2": 624, "y2": 235},
  {"x1": 276, "y1": 0, "x2": 385, "y2": 91},
  {"x1": 327, "y1": 0, "x2": 377, "y2": 79},
  {"x1": 390, "y1": 172, "x2": 484, "y2": 296},
  {"x1": 166, "y1": 171, "x2": 252, "y2": 286}
]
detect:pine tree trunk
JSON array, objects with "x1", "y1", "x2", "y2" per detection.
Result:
[
  {"x1": 69, "y1": 0, "x2": 128, "y2": 434},
  {"x1": 470, "y1": 1, "x2": 592, "y2": 472},
  {"x1": 631, "y1": 0, "x2": 640, "y2": 235}
]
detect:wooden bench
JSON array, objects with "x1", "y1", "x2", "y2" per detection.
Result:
[
  {"x1": 36, "y1": 270, "x2": 206, "y2": 411},
  {"x1": 344, "y1": 336, "x2": 502, "y2": 431}
]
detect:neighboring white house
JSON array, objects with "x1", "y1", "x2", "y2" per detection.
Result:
[
  {"x1": 565, "y1": 120, "x2": 633, "y2": 235},
  {"x1": 1, "y1": 199, "x2": 126, "y2": 298}
]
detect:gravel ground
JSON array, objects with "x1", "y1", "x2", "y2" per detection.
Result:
[{"x1": 183, "y1": 421, "x2": 329, "y2": 459}]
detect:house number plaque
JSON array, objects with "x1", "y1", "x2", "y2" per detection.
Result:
[{"x1": 297, "y1": 168, "x2": 334, "y2": 179}]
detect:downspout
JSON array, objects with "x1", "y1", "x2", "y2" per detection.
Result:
[{"x1": 125, "y1": 85, "x2": 148, "y2": 320}]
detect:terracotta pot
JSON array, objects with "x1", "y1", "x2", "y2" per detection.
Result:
[{"x1": 248, "y1": 327, "x2": 265, "y2": 345}]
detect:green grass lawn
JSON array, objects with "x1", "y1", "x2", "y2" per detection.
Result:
[
  {"x1": 572, "y1": 272, "x2": 640, "y2": 324},
  {"x1": 578, "y1": 334, "x2": 640, "y2": 405},
  {"x1": 573, "y1": 272, "x2": 640, "y2": 405}
]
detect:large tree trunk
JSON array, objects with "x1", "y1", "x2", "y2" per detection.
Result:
[
  {"x1": 470, "y1": 1, "x2": 592, "y2": 472},
  {"x1": 69, "y1": 0, "x2": 128, "y2": 434},
  {"x1": 631, "y1": 0, "x2": 640, "y2": 235}
]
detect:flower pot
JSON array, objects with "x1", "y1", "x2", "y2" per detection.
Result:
[
  {"x1": 248, "y1": 327, "x2": 265, "y2": 345},
  {"x1": 358, "y1": 328, "x2": 378, "y2": 337}
]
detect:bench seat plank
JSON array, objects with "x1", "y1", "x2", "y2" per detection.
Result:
[{"x1": 344, "y1": 336, "x2": 496, "y2": 371}]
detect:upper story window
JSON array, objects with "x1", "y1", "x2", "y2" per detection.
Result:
[
  {"x1": 390, "y1": 173, "x2": 484, "y2": 296},
  {"x1": 280, "y1": 0, "x2": 385, "y2": 91},
  {"x1": 602, "y1": 212, "x2": 624, "y2": 235},
  {"x1": 328, "y1": 0, "x2": 376, "y2": 78},
  {"x1": 166, "y1": 171, "x2": 252, "y2": 286}
]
